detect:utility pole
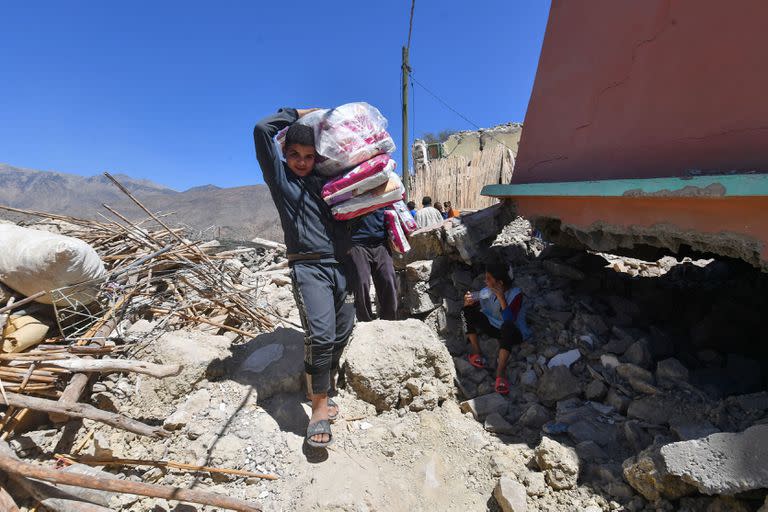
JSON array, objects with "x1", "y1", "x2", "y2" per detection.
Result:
[
  {"x1": 402, "y1": 45, "x2": 410, "y2": 201},
  {"x1": 402, "y1": 0, "x2": 415, "y2": 202}
]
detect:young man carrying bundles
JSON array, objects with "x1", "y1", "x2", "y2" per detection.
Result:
[{"x1": 253, "y1": 107, "x2": 354, "y2": 448}]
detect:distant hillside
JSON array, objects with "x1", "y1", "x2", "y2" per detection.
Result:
[{"x1": 0, "y1": 163, "x2": 282, "y2": 242}]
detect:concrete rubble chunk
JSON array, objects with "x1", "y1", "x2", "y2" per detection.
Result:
[
  {"x1": 520, "y1": 403, "x2": 552, "y2": 428},
  {"x1": 534, "y1": 436, "x2": 580, "y2": 490},
  {"x1": 493, "y1": 476, "x2": 528, "y2": 512},
  {"x1": 656, "y1": 357, "x2": 690, "y2": 383},
  {"x1": 547, "y1": 348, "x2": 581, "y2": 369},
  {"x1": 485, "y1": 412, "x2": 516, "y2": 435},
  {"x1": 537, "y1": 366, "x2": 581, "y2": 405},
  {"x1": 585, "y1": 380, "x2": 607, "y2": 401},
  {"x1": 660, "y1": 424, "x2": 768, "y2": 495},
  {"x1": 628, "y1": 396, "x2": 676, "y2": 425},
  {"x1": 623, "y1": 340, "x2": 652, "y2": 368},
  {"x1": 522, "y1": 471, "x2": 547, "y2": 497},
  {"x1": 622, "y1": 444, "x2": 696, "y2": 502},
  {"x1": 345, "y1": 320, "x2": 456, "y2": 412},
  {"x1": 461, "y1": 393, "x2": 509, "y2": 421},
  {"x1": 668, "y1": 417, "x2": 719, "y2": 441}
]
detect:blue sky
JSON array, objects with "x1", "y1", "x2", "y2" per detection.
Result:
[{"x1": 0, "y1": 1, "x2": 550, "y2": 191}]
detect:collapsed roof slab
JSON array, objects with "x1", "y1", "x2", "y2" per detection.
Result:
[{"x1": 483, "y1": 174, "x2": 768, "y2": 271}]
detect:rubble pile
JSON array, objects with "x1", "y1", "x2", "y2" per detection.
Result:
[
  {"x1": 0, "y1": 174, "x2": 301, "y2": 511},
  {"x1": 1, "y1": 184, "x2": 766, "y2": 511},
  {"x1": 399, "y1": 209, "x2": 768, "y2": 511}
]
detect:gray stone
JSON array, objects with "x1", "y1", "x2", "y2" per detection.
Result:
[
  {"x1": 493, "y1": 476, "x2": 527, "y2": 512},
  {"x1": 537, "y1": 366, "x2": 581, "y2": 405},
  {"x1": 59, "y1": 464, "x2": 119, "y2": 507},
  {"x1": 669, "y1": 417, "x2": 719, "y2": 441},
  {"x1": 584, "y1": 380, "x2": 607, "y2": 401},
  {"x1": 622, "y1": 444, "x2": 696, "y2": 501},
  {"x1": 604, "y1": 481, "x2": 636, "y2": 500},
  {"x1": 519, "y1": 369, "x2": 538, "y2": 388},
  {"x1": 623, "y1": 340, "x2": 652, "y2": 368},
  {"x1": 758, "y1": 496, "x2": 768, "y2": 512},
  {"x1": 705, "y1": 497, "x2": 751, "y2": 512},
  {"x1": 520, "y1": 403, "x2": 552, "y2": 428},
  {"x1": 617, "y1": 363, "x2": 654, "y2": 384},
  {"x1": 163, "y1": 388, "x2": 211, "y2": 431},
  {"x1": 656, "y1": 358, "x2": 690, "y2": 383},
  {"x1": 461, "y1": 393, "x2": 509, "y2": 421},
  {"x1": 485, "y1": 412, "x2": 516, "y2": 436},
  {"x1": 575, "y1": 441, "x2": 608, "y2": 462},
  {"x1": 522, "y1": 471, "x2": 547, "y2": 497},
  {"x1": 622, "y1": 420, "x2": 653, "y2": 452},
  {"x1": 628, "y1": 396, "x2": 676, "y2": 425},
  {"x1": 237, "y1": 327, "x2": 305, "y2": 400},
  {"x1": 602, "y1": 337, "x2": 633, "y2": 355},
  {"x1": 568, "y1": 419, "x2": 618, "y2": 447},
  {"x1": 534, "y1": 436, "x2": 580, "y2": 490},
  {"x1": 604, "y1": 388, "x2": 631, "y2": 415},
  {"x1": 600, "y1": 354, "x2": 621, "y2": 369},
  {"x1": 660, "y1": 424, "x2": 768, "y2": 495}
]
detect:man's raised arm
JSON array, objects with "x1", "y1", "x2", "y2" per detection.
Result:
[{"x1": 253, "y1": 107, "x2": 299, "y2": 186}]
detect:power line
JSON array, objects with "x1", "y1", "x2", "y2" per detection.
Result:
[{"x1": 409, "y1": 72, "x2": 518, "y2": 154}]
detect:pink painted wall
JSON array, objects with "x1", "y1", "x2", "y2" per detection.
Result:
[{"x1": 513, "y1": 0, "x2": 768, "y2": 184}]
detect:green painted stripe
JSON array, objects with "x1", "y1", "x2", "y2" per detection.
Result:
[{"x1": 482, "y1": 173, "x2": 768, "y2": 198}]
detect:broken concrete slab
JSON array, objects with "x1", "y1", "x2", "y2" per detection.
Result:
[
  {"x1": 547, "y1": 349, "x2": 581, "y2": 369},
  {"x1": 534, "y1": 436, "x2": 580, "y2": 490},
  {"x1": 537, "y1": 366, "x2": 581, "y2": 405},
  {"x1": 668, "y1": 417, "x2": 719, "y2": 441},
  {"x1": 493, "y1": 476, "x2": 528, "y2": 512},
  {"x1": 484, "y1": 412, "x2": 516, "y2": 436},
  {"x1": 622, "y1": 444, "x2": 696, "y2": 502},
  {"x1": 461, "y1": 393, "x2": 510, "y2": 422},
  {"x1": 660, "y1": 424, "x2": 768, "y2": 495},
  {"x1": 656, "y1": 357, "x2": 690, "y2": 383}
]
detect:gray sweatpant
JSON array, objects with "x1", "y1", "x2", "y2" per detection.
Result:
[{"x1": 290, "y1": 261, "x2": 355, "y2": 395}]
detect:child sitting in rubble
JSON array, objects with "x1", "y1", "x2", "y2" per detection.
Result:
[{"x1": 463, "y1": 264, "x2": 530, "y2": 395}]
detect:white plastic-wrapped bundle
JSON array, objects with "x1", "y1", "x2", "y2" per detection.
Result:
[
  {"x1": 384, "y1": 210, "x2": 411, "y2": 254},
  {"x1": 277, "y1": 102, "x2": 396, "y2": 177},
  {"x1": 0, "y1": 224, "x2": 106, "y2": 305},
  {"x1": 332, "y1": 174, "x2": 405, "y2": 221}
]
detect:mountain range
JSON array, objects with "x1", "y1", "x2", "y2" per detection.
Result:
[{"x1": 0, "y1": 163, "x2": 282, "y2": 242}]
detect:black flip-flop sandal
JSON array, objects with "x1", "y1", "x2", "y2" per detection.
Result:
[{"x1": 306, "y1": 419, "x2": 334, "y2": 448}]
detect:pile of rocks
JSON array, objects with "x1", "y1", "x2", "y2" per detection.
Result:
[{"x1": 400, "y1": 211, "x2": 768, "y2": 511}]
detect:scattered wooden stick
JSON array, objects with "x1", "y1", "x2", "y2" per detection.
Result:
[
  {"x1": 0, "y1": 440, "x2": 261, "y2": 512},
  {"x1": 0, "y1": 291, "x2": 46, "y2": 315},
  {"x1": 42, "y1": 358, "x2": 181, "y2": 378},
  {"x1": 57, "y1": 454, "x2": 279, "y2": 480},
  {"x1": 1, "y1": 392, "x2": 169, "y2": 438},
  {"x1": 150, "y1": 308, "x2": 259, "y2": 338}
]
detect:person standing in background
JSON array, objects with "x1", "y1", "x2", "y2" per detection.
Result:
[
  {"x1": 407, "y1": 200, "x2": 417, "y2": 219},
  {"x1": 445, "y1": 201, "x2": 459, "y2": 218},
  {"x1": 344, "y1": 208, "x2": 398, "y2": 322},
  {"x1": 415, "y1": 196, "x2": 444, "y2": 229}
]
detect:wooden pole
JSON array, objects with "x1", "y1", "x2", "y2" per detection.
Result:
[
  {"x1": 402, "y1": 45, "x2": 410, "y2": 201},
  {"x1": 0, "y1": 440, "x2": 261, "y2": 512},
  {"x1": 2, "y1": 392, "x2": 169, "y2": 438}
]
